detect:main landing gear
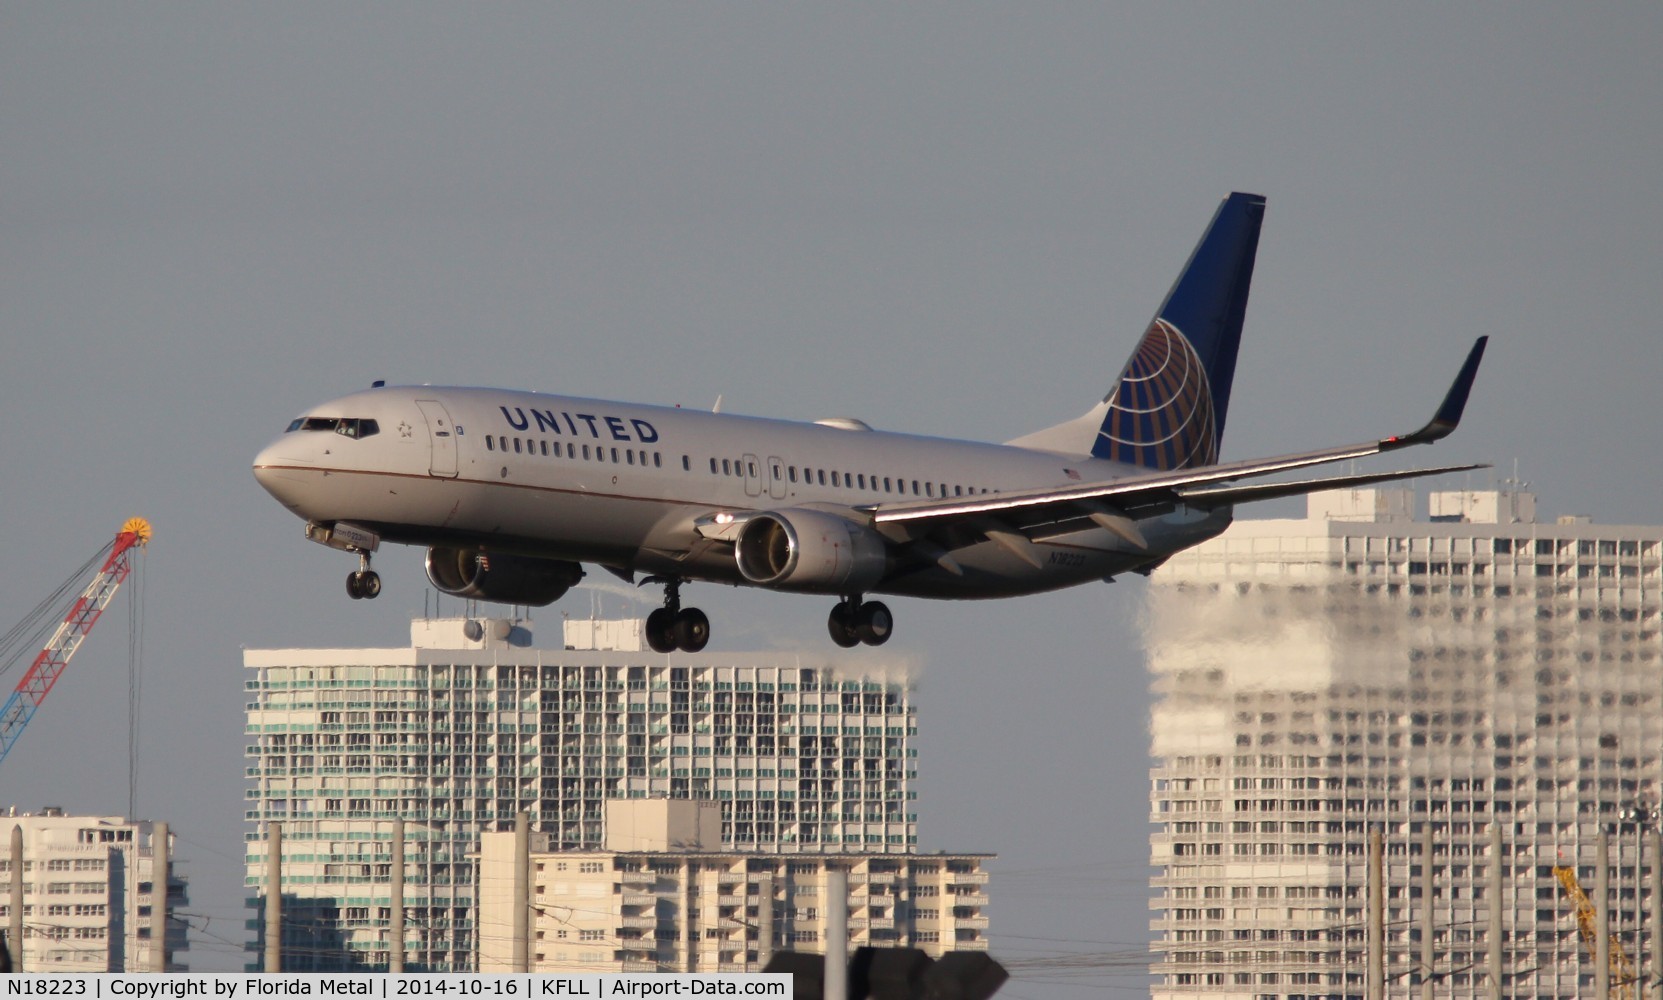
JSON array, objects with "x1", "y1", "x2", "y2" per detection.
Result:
[
  {"x1": 828, "y1": 596, "x2": 892, "y2": 648},
  {"x1": 345, "y1": 553, "x2": 381, "y2": 600},
  {"x1": 644, "y1": 577, "x2": 710, "y2": 654},
  {"x1": 304, "y1": 522, "x2": 383, "y2": 602}
]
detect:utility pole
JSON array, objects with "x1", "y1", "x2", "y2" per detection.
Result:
[
  {"x1": 512, "y1": 813, "x2": 529, "y2": 974},
  {"x1": 1650, "y1": 829, "x2": 1661, "y2": 1000},
  {"x1": 1421, "y1": 826, "x2": 1434, "y2": 1000},
  {"x1": 390, "y1": 818, "x2": 405, "y2": 974},
  {"x1": 265, "y1": 822, "x2": 282, "y2": 973},
  {"x1": 1488, "y1": 823, "x2": 1502, "y2": 1000},
  {"x1": 151, "y1": 822, "x2": 169, "y2": 972},
  {"x1": 680, "y1": 860, "x2": 694, "y2": 972},
  {"x1": 1636, "y1": 816, "x2": 1646, "y2": 965},
  {"x1": 1598, "y1": 830, "x2": 1610, "y2": 1000},
  {"x1": 825, "y1": 868, "x2": 848, "y2": 1000},
  {"x1": 10, "y1": 825, "x2": 23, "y2": 972},
  {"x1": 1368, "y1": 828, "x2": 1384, "y2": 1000},
  {"x1": 756, "y1": 872, "x2": 773, "y2": 970}
]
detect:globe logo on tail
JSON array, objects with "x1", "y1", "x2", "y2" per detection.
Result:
[{"x1": 1094, "y1": 319, "x2": 1218, "y2": 470}]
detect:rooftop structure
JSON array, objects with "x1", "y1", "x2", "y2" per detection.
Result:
[{"x1": 1145, "y1": 488, "x2": 1663, "y2": 999}]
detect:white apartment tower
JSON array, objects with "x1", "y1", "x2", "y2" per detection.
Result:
[
  {"x1": 1146, "y1": 488, "x2": 1663, "y2": 1000},
  {"x1": 244, "y1": 617, "x2": 919, "y2": 972},
  {"x1": 0, "y1": 810, "x2": 189, "y2": 972},
  {"x1": 477, "y1": 800, "x2": 990, "y2": 973}
]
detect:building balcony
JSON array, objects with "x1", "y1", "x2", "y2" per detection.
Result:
[{"x1": 620, "y1": 916, "x2": 657, "y2": 930}]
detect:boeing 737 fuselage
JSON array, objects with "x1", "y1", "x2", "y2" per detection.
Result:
[{"x1": 253, "y1": 194, "x2": 1488, "y2": 650}]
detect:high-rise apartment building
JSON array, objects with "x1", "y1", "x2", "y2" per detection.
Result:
[
  {"x1": 244, "y1": 617, "x2": 919, "y2": 971},
  {"x1": 477, "y1": 799, "x2": 990, "y2": 973},
  {"x1": 1145, "y1": 488, "x2": 1663, "y2": 1000},
  {"x1": 0, "y1": 809, "x2": 188, "y2": 972}
]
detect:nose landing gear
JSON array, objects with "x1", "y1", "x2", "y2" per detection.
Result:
[
  {"x1": 346, "y1": 553, "x2": 381, "y2": 600},
  {"x1": 306, "y1": 522, "x2": 383, "y2": 602},
  {"x1": 828, "y1": 597, "x2": 892, "y2": 648},
  {"x1": 643, "y1": 577, "x2": 710, "y2": 653}
]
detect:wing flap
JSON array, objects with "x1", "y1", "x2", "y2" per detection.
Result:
[{"x1": 1176, "y1": 463, "x2": 1490, "y2": 509}]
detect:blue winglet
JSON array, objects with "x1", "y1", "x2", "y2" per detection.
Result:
[{"x1": 1386, "y1": 336, "x2": 1489, "y2": 448}]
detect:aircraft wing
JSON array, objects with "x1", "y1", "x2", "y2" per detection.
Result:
[{"x1": 867, "y1": 337, "x2": 1488, "y2": 553}]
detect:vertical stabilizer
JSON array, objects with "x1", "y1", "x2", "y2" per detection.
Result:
[{"x1": 1008, "y1": 192, "x2": 1265, "y2": 468}]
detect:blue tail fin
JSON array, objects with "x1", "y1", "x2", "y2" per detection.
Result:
[{"x1": 1092, "y1": 192, "x2": 1265, "y2": 469}]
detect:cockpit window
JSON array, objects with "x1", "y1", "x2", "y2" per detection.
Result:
[
  {"x1": 336, "y1": 418, "x2": 379, "y2": 439},
  {"x1": 284, "y1": 416, "x2": 379, "y2": 438}
]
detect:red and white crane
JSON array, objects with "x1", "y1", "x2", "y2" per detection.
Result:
[{"x1": 0, "y1": 518, "x2": 151, "y2": 767}]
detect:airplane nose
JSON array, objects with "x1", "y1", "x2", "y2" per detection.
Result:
[{"x1": 253, "y1": 439, "x2": 312, "y2": 511}]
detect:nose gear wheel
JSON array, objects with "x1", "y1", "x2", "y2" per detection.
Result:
[{"x1": 346, "y1": 550, "x2": 381, "y2": 601}]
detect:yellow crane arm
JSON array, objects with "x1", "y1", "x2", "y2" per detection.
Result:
[{"x1": 1553, "y1": 864, "x2": 1638, "y2": 1000}]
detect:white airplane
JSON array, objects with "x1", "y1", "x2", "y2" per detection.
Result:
[{"x1": 253, "y1": 193, "x2": 1487, "y2": 651}]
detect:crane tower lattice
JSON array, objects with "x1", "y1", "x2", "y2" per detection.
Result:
[{"x1": 0, "y1": 517, "x2": 151, "y2": 767}]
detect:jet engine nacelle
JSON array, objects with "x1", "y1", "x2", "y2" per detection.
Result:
[
  {"x1": 425, "y1": 547, "x2": 584, "y2": 606},
  {"x1": 735, "y1": 509, "x2": 887, "y2": 593}
]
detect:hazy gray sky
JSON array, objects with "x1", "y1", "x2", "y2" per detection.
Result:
[{"x1": 3, "y1": 4, "x2": 1660, "y2": 991}]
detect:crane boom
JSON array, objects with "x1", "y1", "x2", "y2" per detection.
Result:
[
  {"x1": 0, "y1": 518, "x2": 151, "y2": 768},
  {"x1": 1553, "y1": 863, "x2": 1639, "y2": 1000}
]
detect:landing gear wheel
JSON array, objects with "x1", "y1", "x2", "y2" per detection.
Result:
[
  {"x1": 646, "y1": 608, "x2": 678, "y2": 653},
  {"x1": 827, "y1": 601, "x2": 861, "y2": 648},
  {"x1": 643, "y1": 576, "x2": 713, "y2": 652},
  {"x1": 346, "y1": 570, "x2": 380, "y2": 600},
  {"x1": 855, "y1": 601, "x2": 892, "y2": 646},
  {"x1": 674, "y1": 608, "x2": 711, "y2": 653}
]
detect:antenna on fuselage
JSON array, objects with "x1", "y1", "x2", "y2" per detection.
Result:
[{"x1": 712, "y1": 395, "x2": 723, "y2": 414}]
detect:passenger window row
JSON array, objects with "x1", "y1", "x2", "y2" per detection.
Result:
[
  {"x1": 483, "y1": 433, "x2": 995, "y2": 500},
  {"x1": 706, "y1": 456, "x2": 992, "y2": 499},
  {"x1": 487, "y1": 435, "x2": 663, "y2": 469}
]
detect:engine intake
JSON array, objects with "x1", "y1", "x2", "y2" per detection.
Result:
[
  {"x1": 425, "y1": 547, "x2": 584, "y2": 606},
  {"x1": 735, "y1": 509, "x2": 887, "y2": 593}
]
